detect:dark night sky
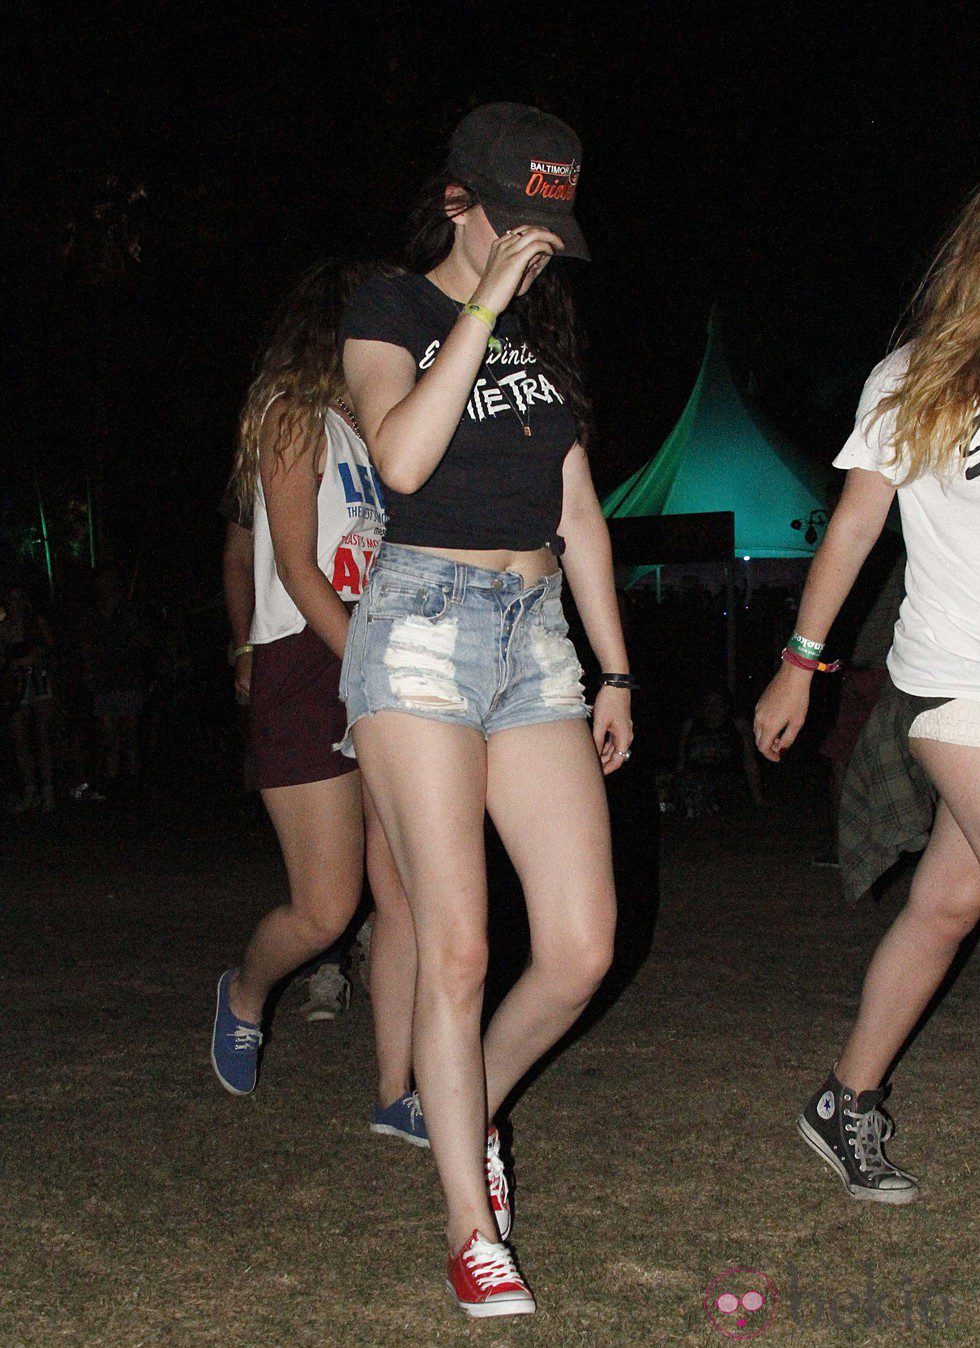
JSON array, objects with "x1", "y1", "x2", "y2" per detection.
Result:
[{"x1": 6, "y1": 2, "x2": 980, "y2": 601}]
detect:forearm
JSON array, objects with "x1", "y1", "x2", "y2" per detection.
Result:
[
  {"x1": 793, "y1": 511, "x2": 885, "y2": 646},
  {"x1": 370, "y1": 314, "x2": 492, "y2": 493},
  {"x1": 223, "y1": 559, "x2": 255, "y2": 648},
  {"x1": 561, "y1": 510, "x2": 629, "y2": 672},
  {"x1": 275, "y1": 558, "x2": 350, "y2": 659}
]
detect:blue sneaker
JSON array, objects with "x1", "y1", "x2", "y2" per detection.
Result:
[
  {"x1": 211, "y1": 969, "x2": 262, "y2": 1095},
  {"x1": 370, "y1": 1090, "x2": 429, "y2": 1147}
]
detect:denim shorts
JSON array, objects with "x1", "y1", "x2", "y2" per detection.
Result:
[{"x1": 337, "y1": 543, "x2": 589, "y2": 756}]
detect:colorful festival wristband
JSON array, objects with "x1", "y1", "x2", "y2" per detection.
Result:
[
  {"x1": 787, "y1": 631, "x2": 825, "y2": 659},
  {"x1": 781, "y1": 647, "x2": 841, "y2": 674},
  {"x1": 459, "y1": 301, "x2": 497, "y2": 333}
]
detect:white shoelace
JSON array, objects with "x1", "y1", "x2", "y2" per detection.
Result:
[
  {"x1": 844, "y1": 1107, "x2": 893, "y2": 1178},
  {"x1": 231, "y1": 1024, "x2": 262, "y2": 1052},
  {"x1": 407, "y1": 1091, "x2": 423, "y2": 1127},
  {"x1": 486, "y1": 1132, "x2": 507, "y2": 1202},
  {"x1": 464, "y1": 1237, "x2": 524, "y2": 1291}
]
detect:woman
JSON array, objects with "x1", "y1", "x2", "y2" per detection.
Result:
[
  {"x1": 211, "y1": 262, "x2": 422, "y2": 1146},
  {"x1": 755, "y1": 187, "x2": 980, "y2": 1205},
  {"x1": 340, "y1": 104, "x2": 631, "y2": 1317},
  {"x1": 1, "y1": 583, "x2": 56, "y2": 813}
]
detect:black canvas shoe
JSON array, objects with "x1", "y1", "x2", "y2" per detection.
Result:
[{"x1": 797, "y1": 1070, "x2": 918, "y2": 1205}]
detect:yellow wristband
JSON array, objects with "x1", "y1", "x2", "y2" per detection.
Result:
[
  {"x1": 459, "y1": 301, "x2": 497, "y2": 334},
  {"x1": 233, "y1": 643, "x2": 254, "y2": 660}
]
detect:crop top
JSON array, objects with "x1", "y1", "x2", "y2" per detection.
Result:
[{"x1": 340, "y1": 272, "x2": 579, "y2": 552}]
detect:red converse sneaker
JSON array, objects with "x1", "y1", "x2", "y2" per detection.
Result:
[
  {"x1": 486, "y1": 1125, "x2": 511, "y2": 1240},
  {"x1": 446, "y1": 1231, "x2": 535, "y2": 1318}
]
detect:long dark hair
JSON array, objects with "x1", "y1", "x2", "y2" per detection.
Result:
[
  {"x1": 232, "y1": 259, "x2": 391, "y2": 519},
  {"x1": 406, "y1": 175, "x2": 592, "y2": 445}
]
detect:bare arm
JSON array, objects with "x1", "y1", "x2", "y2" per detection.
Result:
[
  {"x1": 223, "y1": 520, "x2": 254, "y2": 648},
  {"x1": 223, "y1": 518, "x2": 255, "y2": 703},
  {"x1": 344, "y1": 228, "x2": 564, "y2": 495},
  {"x1": 260, "y1": 411, "x2": 351, "y2": 660},
  {"x1": 559, "y1": 443, "x2": 633, "y2": 774},
  {"x1": 753, "y1": 467, "x2": 896, "y2": 762}
]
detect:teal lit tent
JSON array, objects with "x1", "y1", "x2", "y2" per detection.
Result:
[{"x1": 603, "y1": 312, "x2": 828, "y2": 559}]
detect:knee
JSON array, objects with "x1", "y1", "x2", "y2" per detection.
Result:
[
  {"x1": 908, "y1": 876, "x2": 980, "y2": 944},
  {"x1": 289, "y1": 886, "x2": 359, "y2": 948},
  {"x1": 420, "y1": 927, "x2": 488, "y2": 1005},
  {"x1": 538, "y1": 920, "x2": 615, "y2": 1006}
]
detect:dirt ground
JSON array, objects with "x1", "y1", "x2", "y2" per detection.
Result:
[{"x1": 2, "y1": 763, "x2": 977, "y2": 1347}]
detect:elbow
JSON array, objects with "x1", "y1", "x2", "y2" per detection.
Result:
[{"x1": 380, "y1": 466, "x2": 423, "y2": 496}]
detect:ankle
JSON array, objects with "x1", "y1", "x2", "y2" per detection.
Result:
[
  {"x1": 228, "y1": 971, "x2": 263, "y2": 1024},
  {"x1": 834, "y1": 1058, "x2": 879, "y2": 1097},
  {"x1": 447, "y1": 1222, "x2": 498, "y2": 1257},
  {"x1": 378, "y1": 1082, "x2": 411, "y2": 1109}
]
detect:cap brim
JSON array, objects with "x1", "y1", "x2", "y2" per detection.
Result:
[{"x1": 481, "y1": 197, "x2": 590, "y2": 262}]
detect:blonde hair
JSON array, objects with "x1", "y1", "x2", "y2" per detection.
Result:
[
  {"x1": 231, "y1": 260, "x2": 386, "y2": 519},
  {"x1": 871, "y1": 185, "x2": 980, "y2": 483}
]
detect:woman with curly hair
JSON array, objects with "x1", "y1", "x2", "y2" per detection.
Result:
[
  {"x1": 210, "y1": 262, "x2": 423, "y2": 1149},
  {"x1": 340, "y1": 105, "x2": 631, "y2": 1317},
  {"x1": 755, "y1": 187, "x2": 980, "y2": 1206}
]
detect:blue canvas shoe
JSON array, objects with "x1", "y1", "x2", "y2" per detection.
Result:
[
  {"x1": 211, "y1": 969, "x2": 263, "y2": 1095},
  {"x1": 370, "y1": 1090, "x2": 429, "y2": 1147}
]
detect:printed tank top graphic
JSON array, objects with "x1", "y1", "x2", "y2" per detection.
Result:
[{"x1": 322, "y1": 411, "x2": 386, "y2": 599}]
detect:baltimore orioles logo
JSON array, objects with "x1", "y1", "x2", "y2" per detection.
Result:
[{"x1": 525, "y1": 157, "x2": 580, "y2": 202}]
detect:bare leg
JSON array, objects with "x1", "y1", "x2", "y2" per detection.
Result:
[
  {"x1": 353, "y1": 712, "x2": 496, "y2": 1252},
  {"x1": 836, "y1": 741, "x2": 980, "y2": 1092},
  {"x1": 362, "y1": 780, "x2": 418, "y2": 1106},
  {"x1": 483, "y1": 720, "x2": 617, "y2": 1117},
  {"x1": 230, "y1": 772, "x2": 364, "y2": 1023}
]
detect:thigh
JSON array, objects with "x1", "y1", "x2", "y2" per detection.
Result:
[
  {"x1": 352, "y1": 711, "x2": 489, "y2": 941},
  {"x1": 486, "y1": 719, "x2": 616, "y2": 949},
  {"x1": 910, "y1": 739, "x2": 980, "y2": 862},
  {"x1": 262, "y1": 772, "x2": 364, "y2": 911}
]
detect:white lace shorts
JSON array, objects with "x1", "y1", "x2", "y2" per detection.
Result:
[{"x1": 908, "y1": 698, "x2": 980, "y2": 748}]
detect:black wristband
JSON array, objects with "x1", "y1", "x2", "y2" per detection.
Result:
[{"x1": 600, "y1": 672, "x2": 639, "y2": 691}]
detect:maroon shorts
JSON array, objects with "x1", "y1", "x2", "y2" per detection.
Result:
[{"x1": 248, "y1": 624, "x2": 358, "y2": 790}]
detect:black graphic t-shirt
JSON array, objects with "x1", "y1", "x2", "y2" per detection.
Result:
[{"x1": 340, "y1": 272, "x2": 579, "y2": 551}]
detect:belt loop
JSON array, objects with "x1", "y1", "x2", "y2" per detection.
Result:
[{"x1": 452, "y1": 562, "x2": 466, "y2": 603}]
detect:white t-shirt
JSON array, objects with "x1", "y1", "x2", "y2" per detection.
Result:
[
  {"x1": 833, "y1": 346, "x2": 980, "y2": 699},
  {"x1": 250, "y1": 406, "x2": 386, "y2": 644}
]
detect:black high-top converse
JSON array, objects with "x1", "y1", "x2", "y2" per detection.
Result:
[{"x1": 797, "y1": 1070, "x2": 918, "y2": 1205}]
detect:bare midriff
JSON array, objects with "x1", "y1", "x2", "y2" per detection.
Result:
[{"x1": 405, "y1": 544, "x2": 559, "y2": 589}]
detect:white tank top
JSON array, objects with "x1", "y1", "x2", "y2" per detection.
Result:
[{"x1": 250, "y1": 405, "x2": 386, "y2": 645}]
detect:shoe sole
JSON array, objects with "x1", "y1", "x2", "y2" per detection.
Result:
[
  {"x1": 369, "y1": 1122, "x2": 430, "y2": 1149},
  {"x1": 210, "y1": 977, "x2": 256, "y2": 1097},
  {"x1": 446, "y1": 1283, "x2": 535, "y2": 1318},
  {"x1": 796, "y1": 1116, "x2": 918, "y2": 1204}
]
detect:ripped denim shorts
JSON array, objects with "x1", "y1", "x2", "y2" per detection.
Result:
[{"x1": 337, "y1": 543, "x2": 589, "y2": 757}]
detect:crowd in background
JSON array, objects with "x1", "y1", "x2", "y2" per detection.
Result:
[{"x1": 1, "y1": 561, "x2": 811, "y2": 821}]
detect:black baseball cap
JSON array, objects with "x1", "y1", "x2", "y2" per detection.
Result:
[{"x1": 446, "y1": 102, "x2": 590, "y2": 261}]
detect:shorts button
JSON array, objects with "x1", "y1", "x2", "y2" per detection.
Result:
[
  {"x1": 490, "y1": 578, "x2": 503, "y2": 590},
  {"x1": 417, "y1": 589, "x2": 426, "y2": 599}
]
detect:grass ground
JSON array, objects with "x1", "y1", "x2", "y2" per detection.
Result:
[{"x1": 2, "y1": 766, "x2": 977, "y2": 1346}]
